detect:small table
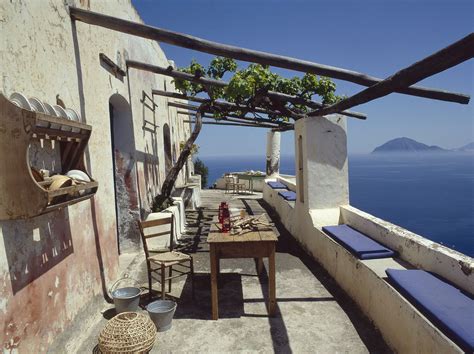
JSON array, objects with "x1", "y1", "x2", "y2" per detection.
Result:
[
  {"x1": 234, "y1": 173, "x2": 266, "y2": 194},
  {"x1": 208, "y1": 214, "x2": 278, "y2": 320}
]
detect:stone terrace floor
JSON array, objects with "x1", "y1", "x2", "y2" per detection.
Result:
[{"x1": 78, "y1": 189, "x2": 391, "y2": 353}]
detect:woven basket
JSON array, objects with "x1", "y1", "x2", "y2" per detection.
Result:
[{"x1": 98, "y1": 312, "x2": 156, "y2": 354}]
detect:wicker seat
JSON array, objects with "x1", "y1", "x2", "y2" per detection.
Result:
[
  {"x1": 148, "y1": 251, "x2": 191, "y2": 266},
  {"x1": 138, "y1": 216, "x2": 194, "y2": 300}
]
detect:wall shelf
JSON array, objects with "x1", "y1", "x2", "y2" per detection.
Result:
[{"x1": 0, "y1": 94, "x2": 98, "y2": 220}]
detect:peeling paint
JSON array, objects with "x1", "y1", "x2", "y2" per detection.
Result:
[{"x1": 0, "y1": 0, "x2": 190, "y2": 351}]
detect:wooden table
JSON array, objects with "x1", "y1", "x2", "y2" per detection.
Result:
[
  {"x1": 234, "y1": 173, "x2": 266, "y2": 194},
  {"x1": 208, "y1": 214, "x2": 278, "y2": 320}
]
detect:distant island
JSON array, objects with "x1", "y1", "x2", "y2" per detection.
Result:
[{"x1": 372, "y1": 137, "x2": 474, "y2": 153}]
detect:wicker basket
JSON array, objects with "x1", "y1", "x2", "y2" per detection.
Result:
[{"x1": 98, "y1": 312, "x2": 156, "y2": 354}]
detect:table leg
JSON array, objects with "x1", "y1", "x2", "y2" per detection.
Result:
[
  {"x1": 268, "y1": 243, "x2": 276, "y2": 316},
  {"x1": 255, "y1": 257, "x2": 264, "y2": 274},
  {"x1": 210, "y1": 244, "x2": 219, "y2": 320}
]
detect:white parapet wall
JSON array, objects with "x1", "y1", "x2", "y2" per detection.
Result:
[
  {"x1": 340, "y1": 205, "x2": 474, "y2": 294},
  {"x1": 263, "y1": 184, "x2": 468, "y2": 353},
  {"x1": 261, "y1": 115, "x2": 471, "y2": 353}
]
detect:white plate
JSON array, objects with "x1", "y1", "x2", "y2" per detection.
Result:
[
  {"x1": 29, "y1": 97, "x2": 49, "y2": 127},
  {"x1": 9, "y1": 100, "x2": 21, "y2": 108},
  {"x1": 42, "y1": 102, "x2": 60, "y2": 129},
  {"x1": 65, "y1": 108, "x2": 81, "y2": 132},
  {"x1": 28, "y1": 97, "x2": 46, "y2": 113},
  {"x1": 9, "y1": 92, "x2": 32, "y2": 110},
  {"x1": 53, "y1": 105, "x2": 71, "y2": 131},
  {"x1": 53, "y1": 105, "x2": 68, "y2": 119},
  {"x1": 43, "y1": 102, "x2": 58, "y2": 117},
  {"x1": 65, "y1": 108, "x2": 80, "y2": 122},
  {"x1": 66, "y1": 169, "x2": 91, "y2": 182}
]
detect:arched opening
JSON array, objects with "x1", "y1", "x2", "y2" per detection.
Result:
[
  {"x1": 163, "y1": 123, "x2": 172, "y2": 175},
  {"x1": 109, "y1": 94, "x2": 140, "y2": 252}
]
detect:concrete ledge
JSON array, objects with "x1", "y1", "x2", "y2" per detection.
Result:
[
  {"x1": 277, "y1": 175, "x2": 296, "y2": 192},
  {"x1": 340, "y1": 205, "x2": 474, "y2": 294},
  {"x1": 263, "y1": 190, "x2": 466, "y2": 352},
  {"x1": 263, "y1": 181, "x2": 296, "y2": 233}
]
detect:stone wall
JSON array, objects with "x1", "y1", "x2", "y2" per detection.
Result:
[{"x1": 0, "y1": 0, "x2": 190, "y2": 351}]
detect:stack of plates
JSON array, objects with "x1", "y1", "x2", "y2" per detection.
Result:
[
  {"x1": 8, "y1": 92, "x2": 81, "y2": 130},
  {"x1": 9, "y1": 92, "x2": 32, "y2": 110}
]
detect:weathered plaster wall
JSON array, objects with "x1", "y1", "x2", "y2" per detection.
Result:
[
  {"x1": 294, "y1": 115, "x2": 349, "y2": 210},
  {"x1": 0, "y1": 0, "x2": 190, "y2": 351}
]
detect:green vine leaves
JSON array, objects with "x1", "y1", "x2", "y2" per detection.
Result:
[{"x1": 173, "y1": 57, "x2": 344, "y2": 121}]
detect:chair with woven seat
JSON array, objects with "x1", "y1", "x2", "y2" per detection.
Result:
[
  {"x1": 138, "y1": 215, "x2": 194, "y2": 300},
  {"x1": 224, "y1": 174, "x2": 245, "y2": 194}
]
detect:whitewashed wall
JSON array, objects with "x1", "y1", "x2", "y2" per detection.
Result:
[{"x1": 0, "y1": 0, "x2": 190, "y2": 351}]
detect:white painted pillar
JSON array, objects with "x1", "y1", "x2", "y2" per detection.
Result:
[
  {"x1": 294, "y1": 115, "x2": 349, "y2": 210},
  {"x1": 266, "y1": 130, "x2": 281, "y2": 176}
]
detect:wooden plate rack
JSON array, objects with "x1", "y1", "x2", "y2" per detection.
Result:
[{"x1": 0, "y1": 94, "x2": 98, "y2": 220}]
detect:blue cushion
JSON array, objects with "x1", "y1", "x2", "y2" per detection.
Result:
[
  {"x1": 278, "y1": 190, "x2": 296, "y2": 201},
  {"x1": 386, "y1": 269, "x2": 474, "y2": 352},
  {"x1": 322, "y1": 224, "x2": 396, "y2": 259},
  {"x1": 267, "y1": 181, "x2": 287, "y2": 189}
]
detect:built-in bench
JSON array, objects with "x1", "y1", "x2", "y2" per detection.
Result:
[
  {"x1": 278, "y1": 190, "x2": 297, "y2": 201},
  {"x1": 386, "y1": 269, "x2": 474, "y2": 353},
  {"x1": 322, "y1": 224, "x2": 396, "y2": 260},
  {"x1": 267, "y1": 181, "x2": 288, "y2": 189}
]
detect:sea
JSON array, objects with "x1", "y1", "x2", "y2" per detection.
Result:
[{"x1": 200, "y1": 153, "x2": 474, "y2": 257}]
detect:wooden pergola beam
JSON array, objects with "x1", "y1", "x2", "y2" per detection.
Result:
[
  {"x1": 178, "y1": 110, "x2": 288, "y2": 128},
  {"x1": 169, "y1": 101, "x2": 290, "y2": 126},
  {"x1": 141, "y1": 62, "x2": 365, "y2": 120},
  {"x1": 311, "y1": 33, "x2": 474, "y2": 117},
  {"x1": 153, "y1": 88, "x2": 292, "y2": 119},
  {"x1": 70, "y1": 7, "x2": 469, "y2": 104},
  {"x1": 184, "y1": 120, "x2": 289, "y2": 130}
]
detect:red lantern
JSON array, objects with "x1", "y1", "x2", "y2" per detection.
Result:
[
  {"x1": 221, "y1": 205, "x2": 231, "y2": 233},
  {"x1": 218, "y1": 202, "x2": 226, "y2": 223}
]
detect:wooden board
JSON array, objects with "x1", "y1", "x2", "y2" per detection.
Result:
[{"x1": 208, "y1": 214, "x2": 277, "y2": 243}]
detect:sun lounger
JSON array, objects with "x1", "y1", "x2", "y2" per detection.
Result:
[
  {"x1": 386, "y1": 269, "x2": 474, "y2": 352},
  {"x1": 267, "y1": 181, "x2": 288, "y2": 189},
  {"x1": 322, "y1": 224, "x2": 396, "y2": 259},
  {"x1": 278, "y1": 190, "x2": 297, "y2": 201}
]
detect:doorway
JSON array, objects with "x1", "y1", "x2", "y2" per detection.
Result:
[{"x1": 109, "y1": 94, "x2": 140, "y2": 252}]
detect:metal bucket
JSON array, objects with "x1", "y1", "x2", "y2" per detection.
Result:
[
  {"x1": 109, "y1": 277, "x2": 142, "y2": 314},
  {"x1": 112, "y1": 287, "x2": 141, "y2": 314},
  {"x1": 146, "y1": 300, "x2": 177, "y2": 332}
]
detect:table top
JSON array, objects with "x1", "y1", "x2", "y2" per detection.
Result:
[
  {"x1": 208, "y1": 214, "x2": 278, "y2": 243},
  {"x1": 234, "y1": 173, "x2": 266, "y2": 181}
]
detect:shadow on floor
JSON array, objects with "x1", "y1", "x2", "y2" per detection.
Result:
[{"x1": 173, "y1": 273, "x2": 245, "y2": 320}]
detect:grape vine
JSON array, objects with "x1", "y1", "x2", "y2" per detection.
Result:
[{"x1": 173, "y1": 57, "x2": 345, "y2": 121}]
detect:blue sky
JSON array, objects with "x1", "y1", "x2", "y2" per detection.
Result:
[{"x1": 132, "y1": 0, "x2": 473, "y2": 156}]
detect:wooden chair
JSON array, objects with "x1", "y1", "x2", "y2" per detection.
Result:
[
  {"x1": 224, "y1": 174, "x2": 245, "y2": 194},
  {"x1": 138, "y1": 215, "x2": 194, "y2": 300}
]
